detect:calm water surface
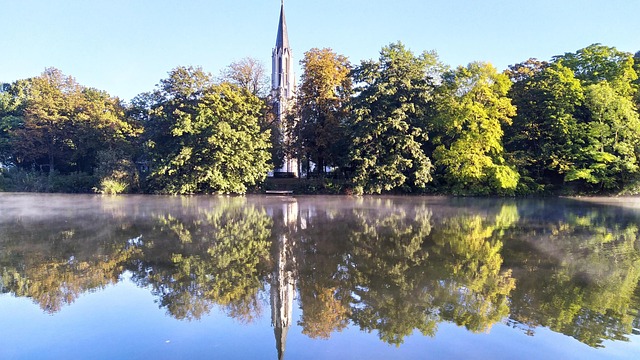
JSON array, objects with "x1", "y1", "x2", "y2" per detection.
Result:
[{"x1": 0, "y1": 194, "x2": 639, "y2": 359}]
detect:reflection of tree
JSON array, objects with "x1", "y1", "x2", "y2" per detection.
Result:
[
  {"x1": 345, "y1": 203, "x2": 516, "y2": 345},
  {"x1": 505, "y1": 200, "x2": 640, "y2": 348},
  {"x1": 128, "y1": 197, "x2": 273, "y2": 322},
  {"x1": 294, "y1": 206, "x2": 353, "y2": 339},
  {"x1": 427, "y1": 204, "x2": 517, "y2": 333},
  {"x1": 0, "y1": 202, "x2": 140, "y2": 312},
  {"x1": 0, "y1": 195, "x2": 274, "y2": 324},
  {"x1": 3, "y1": 195, "x2": 639, "y2": 353},
  {"x1": 298, "y1": 285, "x2": 350, "y2": 339},
  {"x1": 347, "y1": 206, "x2": 435, "y2": 345}
]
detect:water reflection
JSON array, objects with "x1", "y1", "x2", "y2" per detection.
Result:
[
  {"x1": 0, "y1": 195, "x2": 639, "y2": 357},
  {"x1": 505, "y1": 199, "x2": 640, "y2": 347}
]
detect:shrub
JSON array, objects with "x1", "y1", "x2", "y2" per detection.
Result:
[
  {"x1": 95, "y1": 178, "x2": 128, "y2": 195},
  {"x1": 1, "y1": 168, "x2": 97, "y2": 193}
]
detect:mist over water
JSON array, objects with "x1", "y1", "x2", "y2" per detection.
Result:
[{"x1": 0, "y1": 194, "x2": 639, "y2": 359}]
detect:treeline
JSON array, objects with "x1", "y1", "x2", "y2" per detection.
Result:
[{"x1": 1, "y1": 43, "x2": 639, "y2": 195}]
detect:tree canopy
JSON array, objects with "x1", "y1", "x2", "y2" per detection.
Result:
[
  {"x1": 1, "y1": 42, "x2": 639, "y2": 196},
  {"x1": 348, "y1": 42, "x2": 442, "y2": 194},
  {"x1": 294, "y1": 48, "x2": 352, "y2": 175},
  {"x1": 139, "y1": 67, "x2": 272, "y2": 194}
]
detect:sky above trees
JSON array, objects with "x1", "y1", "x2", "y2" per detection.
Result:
[{"x1": 1, "y1": 0, "x2": 639, "y2": 101}]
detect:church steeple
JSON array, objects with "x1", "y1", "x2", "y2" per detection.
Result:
[
  {"x1": 272, "y1": 0, "x2": 294, "y2": 97},
  {"x1": 271, "y1": 0, "x2": 298, "y2": 177},
  {"x1": 275, "y1": 1, "x2": 289, "y2": 50}
]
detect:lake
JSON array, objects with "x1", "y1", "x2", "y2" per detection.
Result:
[{"x1": 0, "y1": 194, "x2": 639, "y2": 359}]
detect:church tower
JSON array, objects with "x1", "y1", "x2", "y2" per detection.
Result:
[{"x1": 271, "y1": 1, "x2": 298, "y2": 176}]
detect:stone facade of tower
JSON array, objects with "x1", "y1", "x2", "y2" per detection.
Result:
[{"x1": 271, "y1": 2, "x2": 298, "y2": 177}]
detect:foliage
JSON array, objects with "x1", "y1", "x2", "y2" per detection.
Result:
[
  {"x1": 0, "y1": 168, "x2": 96, "y2": 193},
  {"x1": 219, "y1": 57, "x2": 269, "y2": 97},
  {"x1": 634, "y1": 51, "x2": 640, "y2": 108},
  {"x1": 505, "y1": 200, "x2": 640, "y2": 347},
  {"x1": 505, "y1": 44, "x2": 640, "y2": 194},
  {"x1": 0, "y1": 68, "x2": 138, "y2": 194},
  {"x1": 1, "y1": 43, "x2": 639, "y2": 196},
  {"x1": 128, "y1": 198, "x2": 273, "y2": 321},
  {"x1": 294, "y1": 48, "x2": 352, "y2": 174},
  {"x1": 432, "y1": 62, "x2": 518, "y2": 195},
  {"x1": 553, "y1": 44, "x2": 638, "y2": 96},
  {"x1": 505, "y1": 62, "x2": 584, "y2": 192},
  {"x1": 140, "y1": 67, "x2": 272, "y2": 194},
  {"x1": 0, "y1": 79, "x2": 29, "y2": 165},
  {"x1": 348, "y1": 42, "x2": 442, "y2": 194},
  {"x1": 96, "y1": 178, "x2": 128, "y2": 195},
  {"x1": 564, "y1": 82, "x2": 640, "y2": 189},
  {"x1": 15, "y1": 69, "x2": 136, "y2": 174},
  {"x1": 93, "y1": 149, "x2": 138, "y2": 194}
]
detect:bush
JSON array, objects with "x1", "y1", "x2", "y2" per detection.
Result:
[
  {"x1": 94, "y1": 149, "x2": 138, "y2": 194},
  {"x1": 95, "y1": 178, "x2": 128, "y2": 195},
  {"x1": 49, "y1": 172, "x2": 97, "y2": 193},
  {"x1": 2, "y1": 168, "x2": 49, "y2": 192},
  {"x1": 0, "y1": 168, "x2": 97, "y2": 193}
]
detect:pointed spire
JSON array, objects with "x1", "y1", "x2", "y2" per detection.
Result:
[{"x1": 275, "y1": 0, "x2": 289, "y2": 50}]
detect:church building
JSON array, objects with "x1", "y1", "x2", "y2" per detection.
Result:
[{"x1": 271, "y1": 1, "x2": 298, "y2": 177}]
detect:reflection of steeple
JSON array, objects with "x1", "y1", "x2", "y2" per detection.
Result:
[{"x1": 271, "y1": 200, "x2": 298, "y2": 360}]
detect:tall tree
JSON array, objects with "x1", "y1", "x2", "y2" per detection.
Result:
[
  {"x1": 565, "y1": 82, "x2": 640, "y2": 189},
  {"x1": 432, "y1": 62, "x2": 518, "y2": 195},
  {"x1": 348, "y1": 42, "x2": 442, "y2": 194},
  {"x1": 505, "y1": 62, "x2": 584, "y2": 192},
  {"x1": 553, "y1": 45, "x2": 640, "y2": 191},
  {"x1": 553, "y1": 44, "x2": 638, "y2": 96},
  {"x1": 11, "y1": 68, "x2": 83, "y2": 175},
  {"x1": 295, "y1": 48, "x2": 351, "y2": 175},
  {"x1": 8, "y1": 68, "x2": 136, "y2": 178},
  {"x1": 0, "y1": 79, "x2": 30, "y2": 165},
  {"x1": 219, "y1": 57, "x2": 269, "y2": 97},
  {"x1": 140, "y1": 67, "x2": 272, "y2": 194}
]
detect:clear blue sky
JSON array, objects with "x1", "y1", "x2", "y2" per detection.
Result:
[{"x1": 2, "y1": 0, "x2": 639, "y2": 101}]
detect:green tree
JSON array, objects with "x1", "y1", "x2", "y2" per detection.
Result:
[
  {"x1": 0, "y1": 79, "x2": 30, "y2": 166},
  {"x1": 295, "y1": 48, "x2": 352, "y2": 175},
  {"x1": 564, "y1": 83, "x2": 640, "y2": 189},
  {"x1": 549, "y1": 45, "x2": 640, "y2": 191},
  {"x1": 140, "y1": 67, "x2": 272, "y2": 194},
  {"x1": 2, "y1": 69, "x2": 137, "y2": 192},
  {"x1": 505, "y1": 62, "x2": 584, "y2": 192},
  {"x1": 554, "y1": 44, "x2": 638, "y2": 96},
  {"x1": 432, "y1": 62, "x2": 518, "y2": 195},
  {"x1": 11, "y1": 68, "x2": 84, "y2": 175},
  {"x1": 348, "y1": 42, "x2": 442, "y2": 194}
]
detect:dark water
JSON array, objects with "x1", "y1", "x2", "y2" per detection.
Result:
[{"x1": 0, "y1": 194, "x2": 639, "y2": 359}]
